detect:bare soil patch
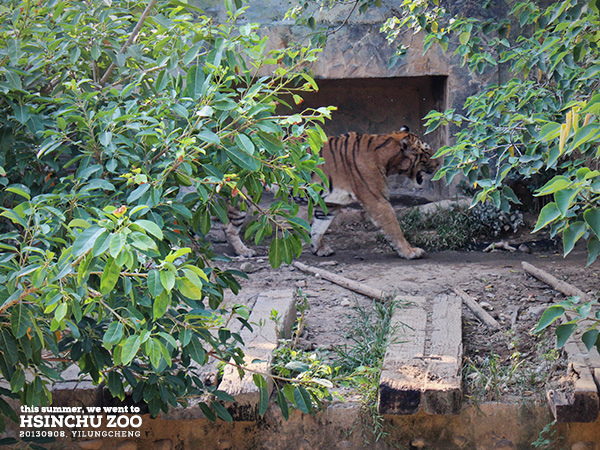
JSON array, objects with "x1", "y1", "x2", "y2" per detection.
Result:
[{"x1": 213, "y1": 205, "x2": 600, "y2": 403}]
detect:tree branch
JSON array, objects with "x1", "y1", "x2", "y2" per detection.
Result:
[{"x1": 99, "y1": 0, "x2": 158, "y2": 86}]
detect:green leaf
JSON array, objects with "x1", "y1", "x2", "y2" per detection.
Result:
[
  {"x1": 185, "y1": 64, "x2": 205, "y2": 99},
  {"x1": 0, "y1": 328, "x2": 18, "y2": 365},
  {"x1": 10, "y1": 368, "x2": 25, "y2": 394},
  {"x1": 587, "y1": 235, "x2": 600, "y2": 266},
  {"x1": 178, "y1": 276, "x2": 203, "y2": 300},
  {"x1": 100, "y1": 257, "x2": 120, "y2": 295},
  {"x1": 555, "y1": 188, "x2": 578, "y2": 216},
  {"x1": 147, "y1": 269, "x2": 163, "y2": 297},
  {"x1": 537, "y1": 122, "x2": 562, "y2": 142},
  {"x1": 6, "y1": 184, "x2": 30, "y2": 200},
  {"x1": 293, "y1": 386, "x2": 312, "y2": 414},
  {"x1": 253, "y1": 374, "x2": 269, "y2": 415},
  {"x1": 109, "y1": 232, "x2": 127, "y2": 258},
  {"x1": 72, "y1": 226, "x2": 105, "y2": 258},
  {"x1": 284, "y1": 361, "x2": 310, "y2": 372},
  {"x1": 234, "y1": 133, "x2": 255, "y2": 155},
  {"x1": 198, "y1": 129, "x2": 221, "y2": 145},
  {"x1": 556, "y1": 322, "x2": 577, "y2": 349},
  {"x1": 535, "y1": 305, "x2": 565, "y2": 333},
  {"x1": 54, "y1": 302, "x2": 67, "y2": 322},
  {"x1": 199, "y1": 402, "x2": 217, "y2": 421},
  {"x1": 10, "y1": 302, "x2": 31, "y2": 339},
  {"x1": 584, "y1": 208, "x2": 600, "y2": 238},
  {"x1": 211, "y1": 401, "x2": 233, "y2": 422},
  {"x1": 563, "y1": 221, "x2": 586, "y2": 255},
  {"x1": 536, "y1": 176, "x2": 570, "y2": 195},
  {"x1": 103, "y1": 321, "x2": 124, "y2": 347},
  {"x1": 570, "y1": 124, "x2": 600, "y2": 150},
  {"x1": 224, "y1": 147, "x2": 260, "y2": 172},
  {"x1": 532, "y1": 202, "x2": 560, "y2": 233},
  {"x1": 134, "y1": 220, "x2": 164, "y2": 240},
  {"x1": 121, "y1": 335, "x2": 141, "y2": 365},
  {"x1": 153, "y1": 291, "x2": 170, "y2": 319},
  {"x1": 269, "y1": 237, "x2": 283, "y2": 269},
  {"x1": 276, "y1": 387, "x2": 289, "y2": 420},
  {"x1": 160, "y1": 270, "x2": 175, "y2": 292},
  {"x1": 187, "y1": 337, "x2": 206, "y2": 365},
  {"x1": 107, "y1": 371, "x2": 123, "y2": 397}
]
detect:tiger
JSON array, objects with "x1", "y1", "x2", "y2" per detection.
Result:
[
  {"x1": 223, "y1": 126, "x2": 439, "y2": 259},
  {"x1": 310, "y1": 126, "x2": 439, "y2": 260}
]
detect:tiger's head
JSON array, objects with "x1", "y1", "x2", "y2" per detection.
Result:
[{"x1": 387, "y1": 126, "x2": 440, "y2": 186}]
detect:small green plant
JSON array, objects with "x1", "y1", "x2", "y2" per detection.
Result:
[
  {"x1": 463, "y1": 347, "x2": 545, "y2": 403},
  {"x1": 532, "y1": 420, "x2": 563, "y2": 449},
  {"x1": 334, "y1": 299, "x2": 399, "y2": 446}
]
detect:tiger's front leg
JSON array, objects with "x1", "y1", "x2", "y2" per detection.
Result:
[{"x1": 360, "y1": 196, "x2": 425, "y2": 260}]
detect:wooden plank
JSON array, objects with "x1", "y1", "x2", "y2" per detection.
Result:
[
  {"x1": 423, "y1": 293, "x2": 463, "y2": 414},
  {"x1": 547, "y1": 343, "x2": 599, "y2": 423},
  {"x1": 378, "y1": 294, "x2": 462, "y2": 415},
  {"x1": 217, "y1": 289, "x2": 296, "y2": 420},
  {"x1": 378, "y1": 297, "x2": 427, "y2": 415}
]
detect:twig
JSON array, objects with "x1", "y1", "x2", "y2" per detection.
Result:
[{"x1": 453, "y1": 286, "x2": 500, "y2": 330}]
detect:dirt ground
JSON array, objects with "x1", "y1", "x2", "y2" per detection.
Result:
[{"x1": 212, "y1": 203, "x2": 600, "y2": 403}]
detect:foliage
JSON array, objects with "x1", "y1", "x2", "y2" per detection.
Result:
[
  {"x1": 0, "y1": 0, "x2": 332, "y2": 425},
  {"x1": 397, "y1": 202, "x2": 524, "y2": 251},
  {"x1": 383, "y1": 0, "x2": 600, "y2": 263},
  {"x1": 271, "y1": 297, "x2": 397, "y2": 444},
  {"x1": 335, "y1": 299, "x2": 398, "y2": 446},
  {"x1": 535, "y1": 295, "x2": 600, "y2": 352}
]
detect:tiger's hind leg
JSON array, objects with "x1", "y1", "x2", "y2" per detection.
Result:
[
  {"x1": 310, "y1": 205, "x2": 340, "y2": 256},
  {"x1": 225, "y1": 204, "x2": 256, "y2": 257}
]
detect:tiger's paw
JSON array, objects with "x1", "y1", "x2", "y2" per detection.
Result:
[
  {"x1": 312, "y1": 244, "x2": 335, "y2": 257},
  {"x1": 399, "y1": 246, "x2": 425, "y2": 260},
  {"x1": 234, "y1": 246, "x2": 257, "y2": 258}
]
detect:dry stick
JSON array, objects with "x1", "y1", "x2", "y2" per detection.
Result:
[
  {"x1": 453, "y1": 286, "x2": 501, "y2": 330},
  {"x1": 291, "y1": 261, "x2": 388, "y2": 301},
  {"x1": 521, "y1": 261, "x2": 589, "y2": 300}
]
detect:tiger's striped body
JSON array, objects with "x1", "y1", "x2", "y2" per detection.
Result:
[{"x1": 311, "y1": 127, "x2": 439, "y2": 259}]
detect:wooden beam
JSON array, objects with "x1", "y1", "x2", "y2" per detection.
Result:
[
  {"x1": 378, "y1": 294, "x2": 463, "y2": 415},
  {"x1": 521, "y1": 262, "x2": 599, "y2": 422},
  {"x1": 547, "y1": 343, "x2": 599, "y2": 423}
]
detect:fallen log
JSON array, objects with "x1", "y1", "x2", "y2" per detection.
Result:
[
  {"x1": 453, "y1": 287, "x2": 501, "y2": 330},
  {"x1": 521, "y1": 261, "x2": 588, "y2": 300},
  {"x1": 291, "y1": 261, "x2": 388, "y2": 301}
]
